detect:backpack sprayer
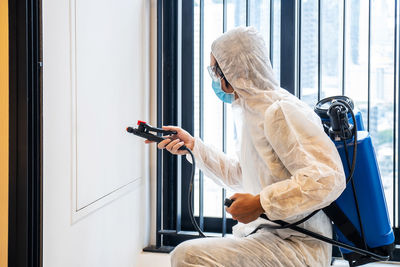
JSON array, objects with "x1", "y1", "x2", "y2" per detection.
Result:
[
  {"x1": 313, "y1": 96, "x2": 394, "y2": 265},
  {"x1": 127, "y1": 96, "x2": 394, "y2": 266},
  {"x1": 225, "y1": 96, "x2": 394, "y2": 266}
]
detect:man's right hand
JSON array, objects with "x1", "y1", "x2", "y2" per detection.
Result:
[{"x1": 144, "y1": 125, "x2": 195, "y2": 155}]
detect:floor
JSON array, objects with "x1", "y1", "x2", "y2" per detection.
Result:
[
  {"x1": 332, "y1": 259, "x2": 400, "y2": 266},
  {"x1": 138, "y1": 252, "x2": 400, "y2": 267}
]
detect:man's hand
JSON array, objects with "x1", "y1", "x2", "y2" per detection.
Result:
[
  {"x1": 225, "y1": 193, "x2": 265, "y2": 224},
  {"x1": 145, "y1": 126, "x2": 195, "y2": 155}
]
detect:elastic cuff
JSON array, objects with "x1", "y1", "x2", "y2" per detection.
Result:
[
  {"x1": 185, "y1": 137, "x2": 202, "y2": 164},
  {"x1": 259, "y1": 187, "x2": 274, "y2": 221}
]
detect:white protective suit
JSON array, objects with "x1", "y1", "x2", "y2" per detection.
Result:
[{"x1": 171, "y1": 26, "x2": 346, "y2": 267}]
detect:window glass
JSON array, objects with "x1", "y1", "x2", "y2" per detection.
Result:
[
  {"x1": 320, "y1": 0, "x2": 344, "y2": 98},
  {"x1": 226, "y1": 0, "x2": 246, "y2": 30},
  {"x1": 369, "y1": 0, "x2": 395, "y2": 224},
  {"x1": 300, "y1": 0, "x2": 319, "y2": 106},
  {"x1": 202, "y1": 0, "x2": 224, "y2": 217},
  {"x1": 344, "y1": 0, "x2": 369, "y2": 127},
  {"x1": 250, "y1": 0, "x2": 271, "y2": 57},
  {"x1": 273, "y1": 0, "x2": 281, "y2": 82}
]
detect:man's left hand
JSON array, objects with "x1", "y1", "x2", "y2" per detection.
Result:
[{"x1": 225, "y1": 193, "x2": 265, "y2": 224}]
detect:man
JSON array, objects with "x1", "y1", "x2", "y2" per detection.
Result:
[{"x1": 147, "y1": 27, "x2": 345, "y2": 267}]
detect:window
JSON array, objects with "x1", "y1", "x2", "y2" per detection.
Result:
[{"x1": 151, "y1": 0, "x2": 400, "y2": 259}]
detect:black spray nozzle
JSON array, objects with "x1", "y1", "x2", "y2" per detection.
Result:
[{"x1": 224, "y1": 198, "x2": 234, "y2": 207}]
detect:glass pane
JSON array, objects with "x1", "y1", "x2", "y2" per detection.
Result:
[
  {"x1": 225, "y1": 0, "x2": 249, "y2": 163},
  {"x1": 300, "y1": 0, "x2": 319, "y2": 107},
  {"x1": 320, "y1": 0, "x2": 344, "y2": 98},
  {"x1": 250, "y1": 0, "x2": 271, "y2": 57},
  {"x1": 194, "y1": 0, "x2": 201, "y2": 155},
  {"x1": 203, "y1": 0, "x2": 224, "y2": 218},
  {"x1": 272, "y1": 0, "x2": 281, "y2": 83},
  {"x1": 344, "y1": 0, "x2": 369, "y2": 126},
  {"x1": 204, "y1": 178, "x2": 223, "y2": 217},
  {"x1": 226, "y1": 0, "x2": 246, "y2": 30},
  {"x1": 369, "y1": 0, "x2": 395, "y2": 225}
]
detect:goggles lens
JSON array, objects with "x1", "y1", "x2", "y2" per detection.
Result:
[{"x1": 207, "y1": 65, "x2": 224, "y2": 82}]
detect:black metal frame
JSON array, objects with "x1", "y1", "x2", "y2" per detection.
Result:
[
  {"x1": 8, "y1": 0, "x2": 42, "y2": 266},
  {"x1": 280, "y1": 0, "x2": 296, "y2": 94}
]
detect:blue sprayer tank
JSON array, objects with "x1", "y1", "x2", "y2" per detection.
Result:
[{"x1": 315, "y1": 97, "x2": 394, "y2": 264}]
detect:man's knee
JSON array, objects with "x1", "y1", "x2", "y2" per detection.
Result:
[{"x1": 170, "y1": 241, "x2": 199, "y2": 267}]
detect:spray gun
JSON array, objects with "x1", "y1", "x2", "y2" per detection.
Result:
[{"x1": 126, "y1": 120, "x2": 187, "y2": 150}]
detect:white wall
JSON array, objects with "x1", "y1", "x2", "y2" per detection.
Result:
[{"x1": 42, "y1": 0, "x2": 157, "y2": 266}]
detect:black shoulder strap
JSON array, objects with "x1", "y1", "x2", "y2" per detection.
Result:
[{"x1": 323, "y1": 202, "x2": 366, "y2": 249}]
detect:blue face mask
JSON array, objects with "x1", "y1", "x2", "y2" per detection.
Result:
[{"x1": 212, "y1": 80, "x2": 235, "y2": 104}]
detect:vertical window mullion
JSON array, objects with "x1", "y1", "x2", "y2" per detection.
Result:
[
  {"x1": 161, "y1": 0, "x2": 179, "y2": 245},
  {"x1": 246, "y1": 0, "x2": 250, "y2": 26},
  {"x1": 395, "y1": 0, "x2": 399, "y2": 228},
  {"x1": 270, "y1": 0, "x2": 274, "y2": 66},
  {"x1": 318, "y1": 0, "x2": 321, "y2": 101},
  {"x1": 176, "y1": 0, "x2": 183, "y2": 234},
  {"x1": 397, "y1": 0, "x2": 400, "y2": 229},
  {"x1": 156, "y1": 0, "x2": 163, "y2": 248},
  {"x1": 221, "y1": 0, "x2": 228, "y2": 237},
  {"x1": 367, "y1": 0, "x2": 371, "y2": 132},
  {"x1": 395, "y1": 0, "x2": 398, "y2": 228},
  {"x1": 297, "y1": 0, "x2": 302, "y2": 98},
  {"x1": 342, "y1": 0, "x2": 346, "y2": 96},
  {"x1": 181, "y1": 0, "x2": 196, "y2": 235},
  {"x1": 281, "y1": 0, "x2": 296, "y2": 94},
  {"x1": 199, "y1": 0, "x2": 204, "y2": 231}
]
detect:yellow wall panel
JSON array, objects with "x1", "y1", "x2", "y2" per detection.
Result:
[{"x1": 0, "y1": 0, "x2": 8, "y2": 266}]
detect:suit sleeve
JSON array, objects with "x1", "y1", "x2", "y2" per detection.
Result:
[
  {"x1": 186, "y1": 137, "x2": 243, "y2": 191},
  {"x1": 259, "y1": 100, "x2": 346, "y2": 221}
]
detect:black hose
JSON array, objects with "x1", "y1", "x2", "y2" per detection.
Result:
[
  {"x1": 339, "y1": 100, "x2": 358, "y2": 186},
  {"x1": 183, "y1": 101, "x2": 378, "y2": 260},
  {"x1": 185, "y1": 100, "x2": 361, "y2": 243},
  {"x1": 185, "y1": 148, "x2": 206, "y2": 237},
  {"x1": 340, "y1": 106, "x2": 368, "y2": 250}
]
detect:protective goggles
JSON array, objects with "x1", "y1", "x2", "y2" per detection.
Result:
[{"x1": 207, "y1": 65, "x2": 225, "y2": 82}]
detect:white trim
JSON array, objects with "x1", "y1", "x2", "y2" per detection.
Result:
[{"x1": 69, "y1": 0, "x2": 140, "y2": 223}]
